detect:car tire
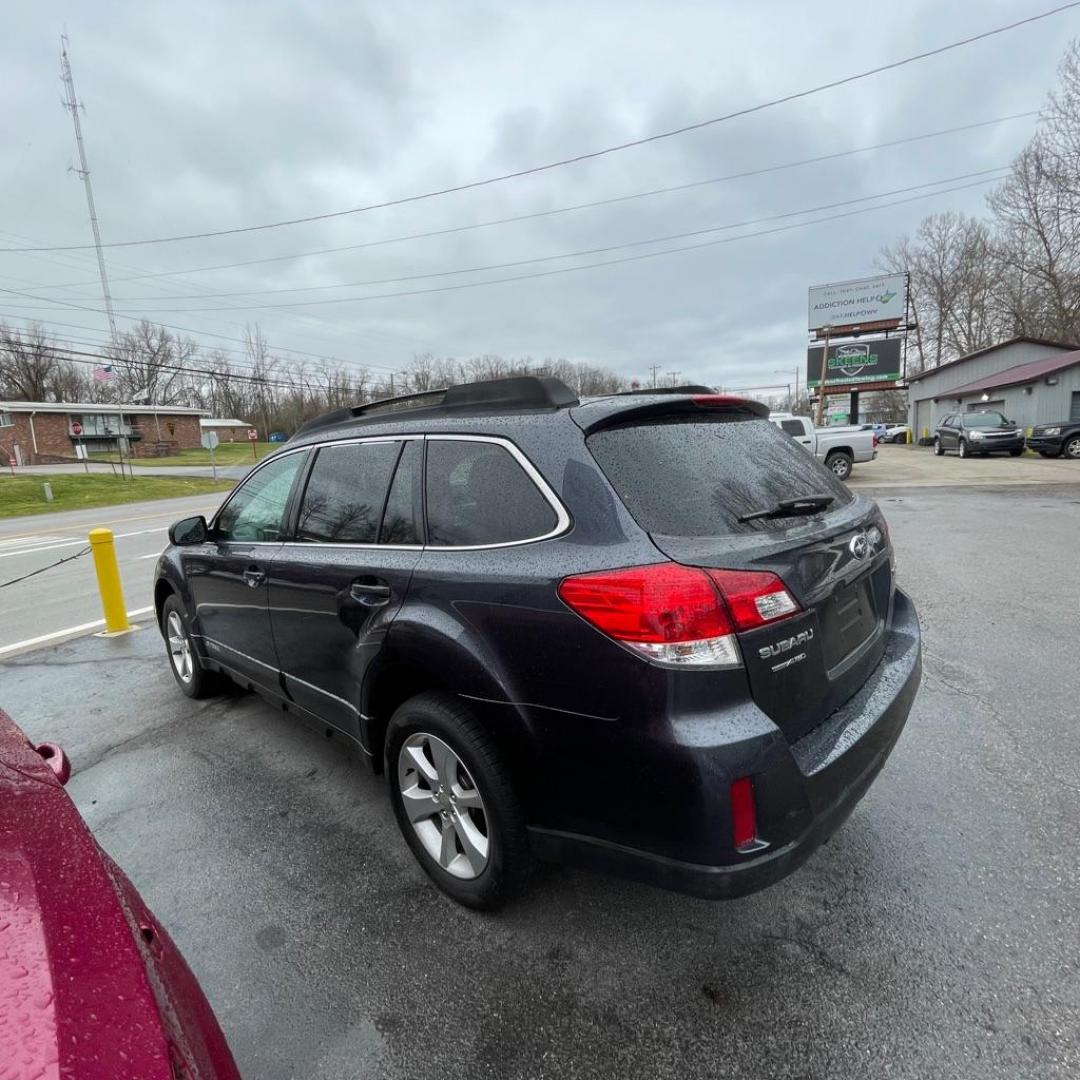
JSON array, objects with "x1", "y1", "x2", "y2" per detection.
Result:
[
  {"x1": 825, "y1": 451, "x2": 853, "y2": 481},
  {"x1": 1009, "y1": 448, "x2": 1023, "y2": 457},
  {"x1": 161, "y1": 596, "x2": 221, "y2": 699},
  {"x1": 958, "y1": 439, "x2": 969, "y2": 458},
  {"x1": 933, "y1": 438, "x2": 944, "y2": 456},
  {"x1": 1064, "y1": 435, "x2": 1080, "y2": 460},
  {"x1": 386, "y1": 692, "x2": 530, "y2": 910}
]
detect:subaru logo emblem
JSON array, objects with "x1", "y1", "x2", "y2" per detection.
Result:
[{"x1": 849, "y1": 533, "x2": 870, "y2": 560}]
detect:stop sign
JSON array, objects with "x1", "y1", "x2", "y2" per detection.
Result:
[
  {"x1": 246, "y1": 428, "x2": 258, "y2": 441},
  {"x1": 71, "y1": 421, "x2": 83, "y2": 436}
]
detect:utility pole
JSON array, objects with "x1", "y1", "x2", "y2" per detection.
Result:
[
  {"x1": 648, "y1": 363, "x2": 661, "y2": 388},
  {"x1": 814, "y1": 325, "x2": 832, "y2": 427},
  {"x1": 60, "y1": 34, "x2": 117, "y2": 341},
  {"x1": 668, "y1": 371, "x2": 681, "y2": 388}
]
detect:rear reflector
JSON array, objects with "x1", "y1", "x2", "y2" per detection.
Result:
[
  {"x1": 557, "y1": 563, "x2": 799, "y2": 667},
  {"x1": 730, "y1": 776, "x2": 758, "y2": 850}
]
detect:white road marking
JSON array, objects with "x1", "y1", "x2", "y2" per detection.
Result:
[
  {"x1": 139, "y1": 550, "x2": 166, "y2": 560},
  {"x1": 0, "y1": 526, "x2": 167, "y2": 560},
  {"x1": 0, "y1": 606, "x2": 156, "y2": 659}
]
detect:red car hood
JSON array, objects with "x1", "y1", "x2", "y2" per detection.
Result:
[{"x1": 0, "y1": 709, "x2": 239, "y2": 1079}]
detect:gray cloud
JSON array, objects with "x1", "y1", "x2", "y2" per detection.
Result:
[{"x1": 0, "y1": 0, "x2": 1074, "y2": 388}]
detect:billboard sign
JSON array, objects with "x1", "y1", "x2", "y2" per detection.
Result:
[
  {"x1": 808, "y1": 273, "x2": 906, "y2": 331},
  {"x1": 806, "y1": 337, "x2": 903, "y2": 388}
]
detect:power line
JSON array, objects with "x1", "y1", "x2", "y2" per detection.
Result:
[
  {"x1": 0, "y1": 286, "x2": 403, "y2": 371},
  {"x1": 2, "y1": 4, "x2": 1073, "y2": 253},
  {"x1": 22, "y1": 110, "x2": 1039, "y2": 291},
  {"x1": 99, "y1": 169, "x2": 1010, "y2": 313}
]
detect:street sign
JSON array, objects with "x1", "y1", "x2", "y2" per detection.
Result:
[
  {"x1": 201, "y1": 431, "x2": 219, "y2": 450},
  {"x1": 246, "y1": 428, "x2": 258, "y2": 441},
  {"x1": 806, "y1": 337, "x2": 903, "y2": 388},
  {"x1": 70, "y1": 420, "x2": 83, "y2": 436},
  {"x1": 808, "y1": 273, "x2": 907, "y2": 332}
]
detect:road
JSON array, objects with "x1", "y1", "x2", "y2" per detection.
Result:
[
  {"x1": 0, "y1": 492, "x2": 230, "y2": 655},
  {"x1": 2, "y1": 480, "x2": 1078, "y2": 1079}
]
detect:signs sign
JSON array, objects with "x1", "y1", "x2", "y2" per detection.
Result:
[
  {"x1": 70, "y1": 420, "x2": 83, "y2": 436},
  {"x1": 201, "y1": 431, "x2": 219, "y2": 450},
  {"x1": 806, "y1": 337, "x2": 903, "y2": 388},
  {"x1": 808, "y1": 273, "x2": 907, "y2": 332},
  {"x1": 246, "y1": 428, "x2": 258, "y2": 441}
]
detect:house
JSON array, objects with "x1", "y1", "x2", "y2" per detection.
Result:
[
  {"x1": 906, "y1": 338, "x2": 1080, "y2": 440},
  {"x1": 199, "y1": 418, "x2": 254, "y2": 443},
  {"x1": 0, "y1": 401, "x2": 207, "y2": 465}
]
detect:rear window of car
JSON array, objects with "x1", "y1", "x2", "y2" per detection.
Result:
[{"x1": 587, "y1": 416, "x2": 854, "y2": 536}]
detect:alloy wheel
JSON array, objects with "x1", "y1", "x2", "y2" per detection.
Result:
[
  {"x1": 166, "y1": 611, "x2": 194, "y2": 684},
  {"x1": 1066, "y1": 437, "x2": 1080, "y2": 459},
  {"x1": 397, "y1": 732, "x2": 490, "y2": 880}
]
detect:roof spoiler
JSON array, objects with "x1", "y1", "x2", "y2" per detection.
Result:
[{"x1": 572, "y1": 392, "x2": 769, "y2": 434}]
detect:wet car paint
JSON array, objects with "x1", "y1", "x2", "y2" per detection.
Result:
[{"x1": 0, "y1": 708, "x2": 240, "y2": 1080}]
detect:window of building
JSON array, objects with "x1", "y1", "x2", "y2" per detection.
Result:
[{"x1": 0, "y1": 411, "x2": 13, "y2": 429}]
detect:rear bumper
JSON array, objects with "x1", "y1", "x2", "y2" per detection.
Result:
[{"x1": 529, "y1": 589, "x2": 922, "y2": 899}]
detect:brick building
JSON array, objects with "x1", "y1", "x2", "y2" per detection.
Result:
[{"x1": 0, "y1": 402, "x2": 207, "y2": 465}]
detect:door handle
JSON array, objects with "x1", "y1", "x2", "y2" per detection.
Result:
[
  {"x1": 349, "y1": 581, "x2": 391, "y2": 607},
  {"x1": 243, "y1": 567, "x2": 266, "y2": 589}
]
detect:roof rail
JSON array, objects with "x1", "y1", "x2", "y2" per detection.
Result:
[{"x1": 291, "y1": 375, "x2": 579, "y2": 438}]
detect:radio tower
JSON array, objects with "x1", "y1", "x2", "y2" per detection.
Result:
[{"x1": 59, "y1": 34, "x2": 118, "y2": 340}]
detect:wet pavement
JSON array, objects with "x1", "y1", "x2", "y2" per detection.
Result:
[{"x1": 2, "y1": 482, "x2": 1078, "y2": 1079}]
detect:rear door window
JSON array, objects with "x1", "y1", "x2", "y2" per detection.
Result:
[
  {"x1": 296, "y1": 441, "x2": 400, "y2": 543},
  {"x1": 425, "y1": 438, "x2": 558, "y2": 546},
  {"x1": 587, "y1": 417, "x2": 853, "y2": 537},
  {"x1": 380, "y1": 439, "x2": 423, "y2": 545}
]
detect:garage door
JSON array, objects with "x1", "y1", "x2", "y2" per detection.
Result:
[{"x1": 1071, "y1": 391, "x2": 1080, "y2": 422}]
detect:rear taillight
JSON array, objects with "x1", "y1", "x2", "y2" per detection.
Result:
[
  {"x1": 730, "y1": 776, "x2": 758, "y2": 850},
  {"x1": 557, "y1": 563, "x2": 799, "y2": 668}
]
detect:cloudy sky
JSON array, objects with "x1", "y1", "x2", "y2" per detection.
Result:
[{"x1": 1, "y1": 1, "x2": 1076, "y2": 391}]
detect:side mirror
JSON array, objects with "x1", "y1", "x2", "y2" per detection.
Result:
[{"x1": 169, "y1": 515, "x2": 209, "y2": 545}]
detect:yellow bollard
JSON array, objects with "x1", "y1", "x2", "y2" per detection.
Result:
[{"x1": 88, "y1": 528, "x2": 130, "y2": 633}]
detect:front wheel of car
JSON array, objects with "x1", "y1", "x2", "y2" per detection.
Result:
[
  {"x1": 161, "y1": 596, "x2": 221, "y2": 699},
  {"x1": 1064, "y1": 436, "x2": 1080, "y2": 460},
  {"x1": 959, "y1": 439, "x2": 969, "y2": 458},
  {"x1": 386, "y1": 693, "x2": 530, "y2": 909},
  {"x1": 825, "y1": 451, "x2": 853, "y2": 481},
  {"x1": 933, "y1": 438, "x2": 944, "y2": 456}
]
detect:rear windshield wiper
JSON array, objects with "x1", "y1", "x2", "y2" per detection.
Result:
[{"x1": 737, "y1": 494, "x2": 835, "y2": 523}]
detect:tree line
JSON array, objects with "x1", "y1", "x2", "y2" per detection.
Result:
[
  {"x1": 881, "y1": 41, "x2": 1080, "y2": 372},
  {"x1": 0, "y1": 319, "x2": 628, "y2": 435}
]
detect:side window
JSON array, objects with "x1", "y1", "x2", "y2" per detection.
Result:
[
  {"x1": 296, "y1": 441, "x2": 400, "y2": 544},
  {"x1": 380, "y1": 439, "x2": 422, "y2": 545},
  {"x1": 780, "y1": 419, "x2": 805, "y2": 437},
  {"x1": 425, "y1": 439, "x2": 558, "y2": 547},
  {"x1": 216, "y1": 452, "x2": 305, "y2": 542}
]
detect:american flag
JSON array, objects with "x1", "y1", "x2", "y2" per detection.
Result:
[{"x1": 93, "y1": 364, "x2": 115, "y2": 381}]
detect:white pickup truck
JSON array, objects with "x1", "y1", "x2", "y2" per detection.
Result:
[{"x1": 769, "y1": 413, "x2": 877, "y2": 481}]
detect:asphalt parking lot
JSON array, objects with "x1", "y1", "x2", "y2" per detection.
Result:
[{"x1": 3, "y1": 478, "x2": 1079, "y2": 1080}]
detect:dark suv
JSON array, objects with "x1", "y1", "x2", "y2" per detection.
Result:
[
  {"x1": 933, "y1": 410, "x2": 1026, "y2": 457},
  {"x1": 155, "y1": 377, "x2": 921, "y2": 908}
]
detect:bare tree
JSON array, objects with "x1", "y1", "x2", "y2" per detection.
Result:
[
  {"x1": 105, "y1": 320, "x2": 197, "y2": 404},
  {"x1": 0, "y1": 323, "x2": 60, "y2": 399}
]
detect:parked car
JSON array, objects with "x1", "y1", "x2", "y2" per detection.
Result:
[
  {"x1": 769, "y1": 412, "x2": 877, "y2": 480},
  {"x1": 933, "y1": 410, "x2": 1026, "y2": 457},
  {"x1": 884, "y1": 424, "x2": 911, "y2": 444},
  {"x1": 155, "y1": 377, "x2": 922, "y2": 909},
  {"x1": 0, "y1": 709, "x2": 240, "y2": 1079},
  {"x1": 1026, "y1": 419, "x2": 1080, "y2": 459}
]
